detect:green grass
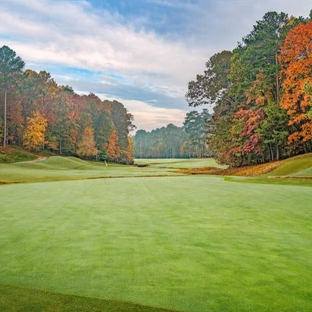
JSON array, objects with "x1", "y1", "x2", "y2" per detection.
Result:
[
  {"x1": 0, "y1": 283, "x2": 174, "y2": 312},
  {"x1": 265, "y1": 153, "x2": 312, "y2": 177},
  {"x1": 0, "y1": 156, "x2": 184, "y2": 184},
  {"x1": 134, "y1": 158, "x2": 227, "y2": 169},
  {"x1": 1, "y1": 165, "x2": 312, "y2": 311}
]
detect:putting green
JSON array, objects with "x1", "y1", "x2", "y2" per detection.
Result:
[{"x1": 0, "y1": 175, "x2": 311, "y2": 311}]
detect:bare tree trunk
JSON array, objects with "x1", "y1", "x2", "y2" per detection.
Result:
[
  {"x1": 276, "y1": 144, "x2": 280, "y2": 160},
  {"x1": 3, "y1": 88, "x2": 7, "y2": 147},
  {"x1": 269, "y1": 144, "x2": 274, "y2": 161}
]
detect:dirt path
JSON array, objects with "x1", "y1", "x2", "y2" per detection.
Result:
[{"x1": 19, "y1": 157, "x2": 48, "y2": 164}]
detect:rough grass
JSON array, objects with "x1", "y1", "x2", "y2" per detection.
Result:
[
  {"x1": 0, "y1": 147, "x2": 37, "y2": 163},
  {"x1": 1, "y1": 173, "x2": 312, "y2": 311}
]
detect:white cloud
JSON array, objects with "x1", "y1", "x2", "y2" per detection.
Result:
[
  {"x1": 91, "y1": 94, "x2": 188, "y2": 131},
  {"x1": 128, "y1": 101, "x2": 187, "y2": 131},
  {"x1": 0, "y1": 0, "x2": 207, "y2": 98},
  {"x1": 0, "y1": 0, "x2": 311, "y2": 132}
]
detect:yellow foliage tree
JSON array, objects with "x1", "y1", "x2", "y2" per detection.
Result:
[{"x1": 23, "y1": 111, "x2": 47, "y2": 151}]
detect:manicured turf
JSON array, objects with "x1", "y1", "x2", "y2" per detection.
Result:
[
  {"x1": 1, "y1": 169, "x2": 312, "y2": 311},
  {"x1": 134, "y1": 158, "x2": 227, "y2": 169}
]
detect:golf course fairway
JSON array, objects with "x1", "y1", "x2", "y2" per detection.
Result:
[{"x1": 0, "y1": 158, "x2": 311, "y2": 311}]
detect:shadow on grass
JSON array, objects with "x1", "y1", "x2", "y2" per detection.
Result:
[{"x1": 0, "y1": 283, "x2": 178, "y2": 312}]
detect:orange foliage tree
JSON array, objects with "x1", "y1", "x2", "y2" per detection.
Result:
[
  {"x1": 279, "y1": 20, "x2": 312, "y2": 153},
  {"x1": 76, "y1": 127, "x2": 99, "y2": 159},
  {"x1": 107, "y1": 129, "x2": 120, "y2": 162}
]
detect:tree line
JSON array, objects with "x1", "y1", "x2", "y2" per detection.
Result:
[
  {"x1": 0, "y1": 46, "x2": 135, "y2": 164},
  {"x1": 186, "y1": 11, "x2": 312, "y2": 167},
  {"x1": 133, "y1": 109, "x2": 211, "y2": 158}
]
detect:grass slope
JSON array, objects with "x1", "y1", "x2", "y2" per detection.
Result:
[
  {"x1": 0, "y1": 156, "x2": 183, "y2": 184},
  {"x1": 1, "y1": 176, "x2": 312, "y2": 311},
  {"x1": 265, "y1": 153, "x2": 312, "y2": 177},
  {"x1": 0, "y1": 157, "x2": 228, "y2": 184},
  {"x1": 220, "y1": 153, "x2": 312, "y2": 178}
]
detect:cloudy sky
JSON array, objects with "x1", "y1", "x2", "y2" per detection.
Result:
[{"x1": 0, "y1": 0, "x2": 311, "y2": 131}]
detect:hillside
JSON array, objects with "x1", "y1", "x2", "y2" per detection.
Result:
[
  {"x1": 0, "y1": 147, "x2": 38, "y2": 163},
  {"x1": 180, "y1": 153, "x2": 312, "y2": 179}
]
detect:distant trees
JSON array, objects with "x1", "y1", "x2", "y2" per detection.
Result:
[
  {"x1": 0, "y1": 45, "x2": 135, "y2": 164},
  {"x1": 186, "y1": 11, "x2": 312, "y2": 167},
  {"x1": 183, "y1": 109, "x2": 211, "y2": 157},
  {"x1": 133, "y1": 124, "x2": 187, "y2": 159},
  {"x1": 133, "y1": 114, "x2": 211, "y2": 159}
]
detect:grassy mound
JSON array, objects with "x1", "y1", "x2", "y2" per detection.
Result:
[
  {"x1": 27, "y1": 156, "x2": 93, "y2": 170},
  {"x1": 265, "y1": 153, "x2": 312, "y2": 177}
]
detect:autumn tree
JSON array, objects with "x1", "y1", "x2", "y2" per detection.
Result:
[
  {"x1": 304, "y1": 82, "x2": 312, "y2": 119},
  {"x1": 185, "y1": 51, "x2": 233, "y2": 162},
  {"x1": 0, "y1": 45, "x2": 25, "y2": 147},
  {"x1": 48, "y1": 87, "x2": 77, "y2": 154},
  {"x1": 107, "y1": 129, "x2": 120, "y2": 161},
  {"x1": 279, "y1": 20, "x2": 312, "y2": 153},
  {"x1": 23, "y1": 111, "x2": 47, "y2": 151},
  {"x1": 0, "y1": 45, "x2": 138, "y2": 163},
  {"x1": 110, "y1": 100, "x2": 135, "y2": 163},
  {"x1": 76, "y1": 127, "x2": 99, "y2": 159},
  {"x1": 194, "y1": 12, "x2": 302, "y2": 166}
]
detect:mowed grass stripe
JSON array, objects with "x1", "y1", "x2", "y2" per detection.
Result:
[{"x1": 0, "y1": 176, "x2": 312, "y2": 311}]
